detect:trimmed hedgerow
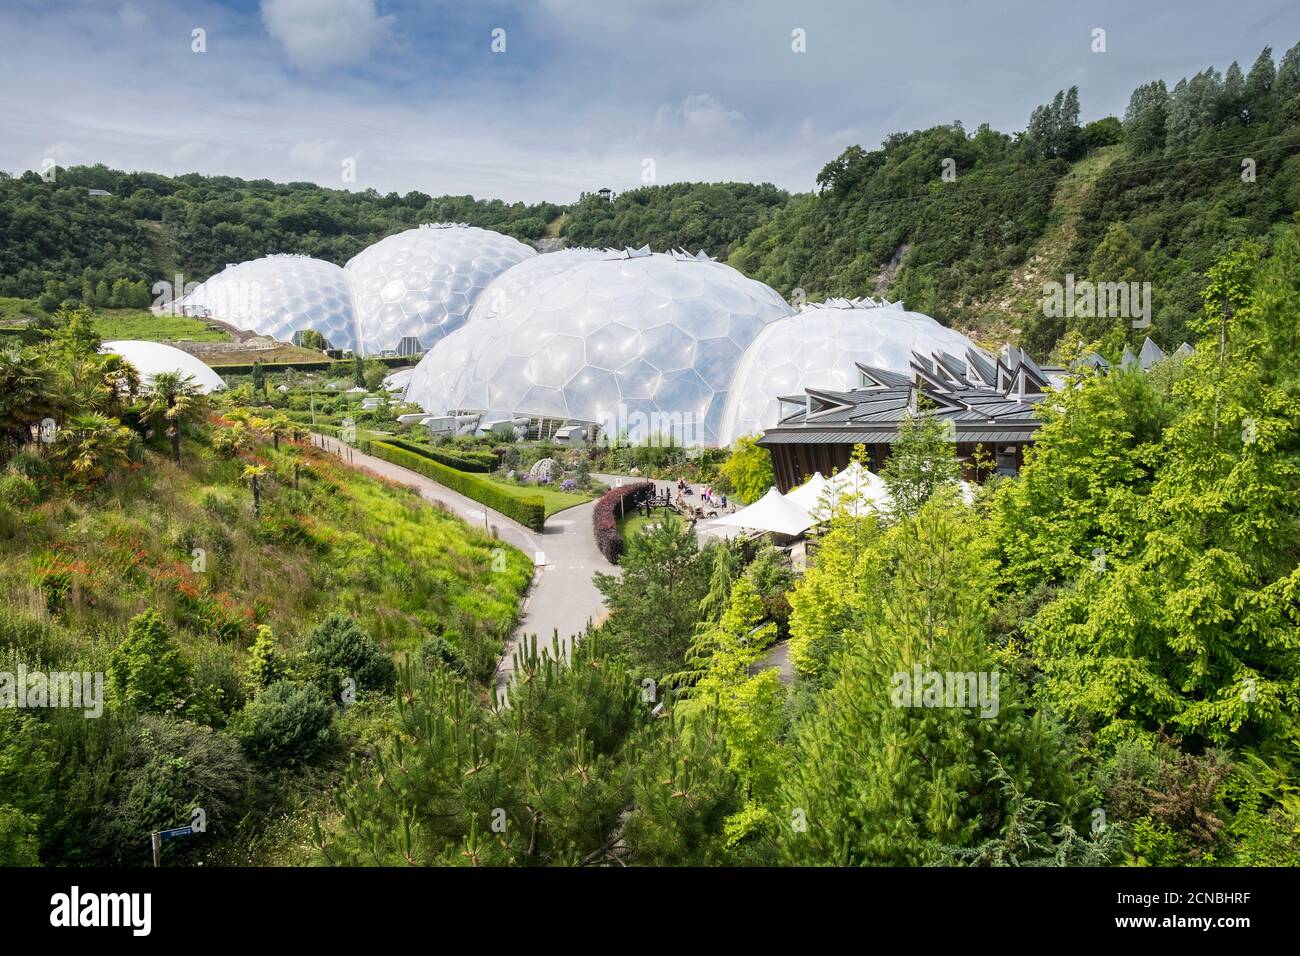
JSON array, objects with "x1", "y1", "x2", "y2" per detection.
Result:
[
  {"x1": 592, "y1": 481, "x2": 654, "y2": 564},
  {"x1": 379, "y1": 436, "x2": 494, "y2": 473},
  {"x1": 369, "y1": 441, "x2": 545, "y2": 531}
]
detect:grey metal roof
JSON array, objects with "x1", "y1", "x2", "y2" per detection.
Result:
[
  {"x1": 1138, "y1": 337, "x2": 1165, "y2": 370},
  {"x1": 759, "y1": 348, "x2": 1045, "y2": 448}
]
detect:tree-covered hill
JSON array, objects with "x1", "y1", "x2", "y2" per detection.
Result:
[
  {"x1": 0, "y1": 166, "x2": 564, "y2": 301},
  {"x1": 731, "y1": 38, "x2": 1300, "y2": 356},
  {"x1": 559, "y1": 181, "x2": 790, "y2": 256}
]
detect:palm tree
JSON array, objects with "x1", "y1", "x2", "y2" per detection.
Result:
[
  {"x1": 266, "y1": 413, "x2": 294, "y2": 451},
  {"x1": 0, "y1": 345, "x2": 61, "y2": 451},
  {"x1": 242, "y1": 463, "x2": 267, "y2": 517},
  {"x1": 73, "y1": 353, "x2": 141, "y2": 417},
  {"x1": 141, "y1": 372, "x2": 204, "y2": 464},
  {"x1": 51, "y1": 413, "x2": 135, "y2": 486}
]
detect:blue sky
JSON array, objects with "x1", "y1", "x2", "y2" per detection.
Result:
[{"x1": 1, "y1": 0, "x2": 1298, "y2": 202}]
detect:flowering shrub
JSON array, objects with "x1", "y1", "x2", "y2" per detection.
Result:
[
  {"x1": 592, "y1": 481, "x2": 653, "y2": 564},
  {"x1": 560, "y1": 479, "x2": 577, "y2": 492}
]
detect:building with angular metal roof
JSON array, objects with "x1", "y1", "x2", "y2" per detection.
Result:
[{"x1": 758, "y1": 345, "x2": 1050, "y2": 492}]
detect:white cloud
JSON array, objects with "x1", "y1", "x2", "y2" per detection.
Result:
[
  {"x1": 654, "y1": 93, "x2": 745, "y2": 139},
  {"x1": 260, "y1": 0, "x2": 394, "y2": 70},
  {"x1": 288, "y1": 138, "x2": 331, "y2": 167}
]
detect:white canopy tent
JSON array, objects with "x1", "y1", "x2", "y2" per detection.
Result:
[
  {"x1": 782, "y1": 472, "x2": 827, "y2": 513},
  {"x1": 808, "y1": 461, "x2": 891, "y2": 518},
  {"x1": 707, "y1": 487, "x2": 814, "y2": 537}
]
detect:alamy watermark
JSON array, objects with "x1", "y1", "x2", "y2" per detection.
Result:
[
  {"x1": 596, "y1": 402, "x2": 705, "y2": 447},
  {"x1": 1042, "y1": 274, "x2": 1151, "y2": 329},
  {"x1": 890, "y1": 664, "x2": 1000, "y2": 718},
  {"x1": 1, "y1": 665, "x2": 104, "y2": 717}
]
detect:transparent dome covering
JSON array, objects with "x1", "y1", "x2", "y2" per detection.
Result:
[
  {"x1": 468, "y1": 248, "x2": 607, "y2": 325},
  {"x1": 101, "y1": 340, "x2": 227, "y2": 394},
  {"x1": 178, "y1": 254, "x2": 358, "y2": 352},
  {"x1": 718, "y1": 298, "x2": 983, "y2": 444},
  {"x1": 405, "y1": 248, "x2": 795, "y2": 445},
  {"x1": 345, "y1": 223, "x2": 536, "y2": 356}
]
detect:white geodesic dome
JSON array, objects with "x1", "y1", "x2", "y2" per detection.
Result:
[
  {"x1": 345, "y1": 223, "x2": 536, "y2": 356},
  {"x1": 469, "y1": 248, "x2": 607, "y2": 325},
  {"x1": 718, "y1": 298, "x2": 984, "y2": 445},
  {"x1": 404, "y1": 248, "x2": 795, "y2": 445},
  {"x1": 177, "y1": 254, "x2": 358, "y2": 352},
  {"x1": 101, "y1": 340, "x2": 227, "y2": 394}
]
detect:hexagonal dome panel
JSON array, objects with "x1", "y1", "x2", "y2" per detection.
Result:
[
  {"x1": 469, "y1": 248, "x2": 607, "y2": 325},
  {"x1": 345, "y1": 223, "x2": 536, "y2": 356},
  {"x1": 405, "y1": 249, "x2": 795, "y2": 444},
  {"x1": 177, "y1": 254, "x2": 357, "y2": 352},
  {"x1": 718, "y1": 299, "x2": 985, "y2": 445}
]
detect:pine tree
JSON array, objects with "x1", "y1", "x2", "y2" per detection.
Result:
[
  {"x1": 245, "y1": 624, "x2": 290, "y2": 692},
  {"x1": 1029, "y1": 236, "x2": 1300, "y2": 749},
  {"x1": 1276, "y1": 41, "x2": 1300, "y2": 98},
  {"x1": 108, "y1": 609, "x2": 192, "y2": 713},
  {"x1": 780, "y1": 498, "x2": 1086, "y2": 865}
]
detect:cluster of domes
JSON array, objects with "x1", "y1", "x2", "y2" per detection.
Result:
[
  {"x1": 178, "y1": 222, "x2": 988, "y2": 447},
  {"x1": 176, "y1": 224, "x2": 536, "y2": 356}
]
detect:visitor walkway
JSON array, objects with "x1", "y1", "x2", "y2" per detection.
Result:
[{"x1": 313, "y1": 435, "x2": 613, "y2": 697}]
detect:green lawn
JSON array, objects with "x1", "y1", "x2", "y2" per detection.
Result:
[
  {"x1": 0, "y1": 298, "x2": 231, "y2": 342},
  {"x1": 92, "y1": 309, "x2": 231, "y2": 342},
  {"x1": 617, "y1": 508, "x2": 682, "y2": 539},
  {"x1": 0, "y1": 296, "x2": 38, "y2": 327},
  {"x1": 485, "y1": 478, "x2": 593, "y2": 517}
]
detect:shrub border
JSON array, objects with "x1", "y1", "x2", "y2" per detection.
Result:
[
  {"x1": 369, "y1": 440, "x2": 545, "y2": 531},
  {"x1": 592, "y1": 480, "x2": 654, "y2": 564}
]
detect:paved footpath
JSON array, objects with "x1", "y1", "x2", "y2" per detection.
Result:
[{"x1": 315, "y1": 435, "x2": 615, "y2": 697}]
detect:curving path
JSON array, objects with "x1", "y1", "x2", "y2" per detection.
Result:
[{"x1": 314, "y1": 435, "x2": 615, "y2": 696}]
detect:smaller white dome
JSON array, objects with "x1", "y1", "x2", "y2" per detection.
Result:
[
  {"x1": 177, "y1": 254, "x2": 357, "y2": 352},
  {"x1": 346, "y1": 223, "x2": 537, "y2": 356},
  {"x1": 719, "y1": 299, "x2": 983, "y2": 445},
  {"x1": 101, "y1": 341, "x2": 227, "y2": 394}
]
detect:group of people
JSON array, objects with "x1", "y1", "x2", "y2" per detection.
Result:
[{"x1": 669, "y1": 477, "x2": 730, "y2": 515}]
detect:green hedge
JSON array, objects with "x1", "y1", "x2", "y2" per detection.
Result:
[
  {"x1": 379, "y1": 436, "x2": 495, "y2": 473},
  {"x1": 369, "y1": 441, "x2": 545, "y2": 531}
]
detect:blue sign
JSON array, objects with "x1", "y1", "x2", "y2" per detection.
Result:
[{"x1": 158, "y1": 826, "x2": 195, "y2": 841}]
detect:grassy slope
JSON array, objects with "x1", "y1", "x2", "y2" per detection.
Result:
[
  {"x1": 1, "y1": 435, "x2": 533, "y2": 674},
  {"x1": 0, "y1": 297, "x2": 231, "y2": 342},
  {"x1": 1, "y1": 432, "x2": 536, "y2": 864},
  {"x1": 964, "y1": 145, "x2": 1124, "y2": 345}
]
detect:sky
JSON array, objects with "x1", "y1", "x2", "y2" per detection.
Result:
[{"x1": 1, "y1": 0, "x2": 1298, "y2": 203}]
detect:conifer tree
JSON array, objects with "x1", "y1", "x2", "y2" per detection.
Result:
[{"x1": 781, "y1": 497, "x2": 1086, "y2": 865}]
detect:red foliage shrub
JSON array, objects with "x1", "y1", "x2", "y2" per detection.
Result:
[{"x1": 592, "y1": 481, "x2": 653, "y2": 564}]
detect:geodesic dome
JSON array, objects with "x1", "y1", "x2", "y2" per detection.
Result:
[
  {"x1": 469, "y1": 248, "x2": 607, "y2": 325},
  {"x1": 718, "y1": 298, "x2": 984, "y2": 444},
  {"x1": 345, "y1": 223, "x2": 536, "y2": 356},
  {"x1": 405, "y1": 248, "x2": 795, "y2": 445},
  {"x1": 177, "y1": 254, "x2": 358, "y2": 352},
  {"x1": 101, "y1": 340, "x2": 227, "y2": 394}
]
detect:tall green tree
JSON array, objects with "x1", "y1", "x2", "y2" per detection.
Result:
[
  {"x1": 781, "y1": 497, "x2": 1089, "y2": 865},
  {"x1": 879, "y1": 405, "x2": 960, "y2": 518},
  {"x1": 140, "y1": 371, "x2": 204, "y2": 464}
]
